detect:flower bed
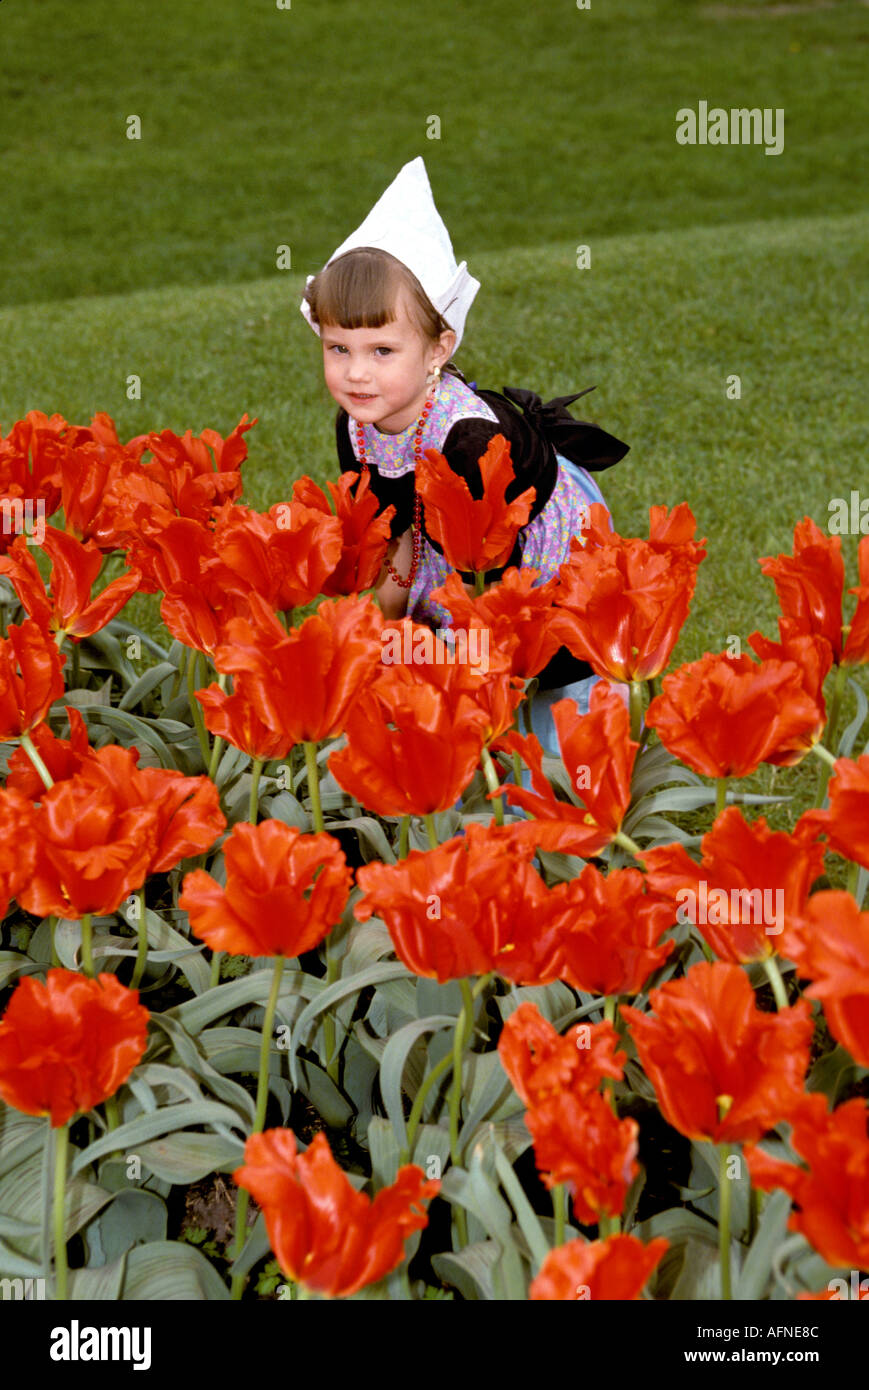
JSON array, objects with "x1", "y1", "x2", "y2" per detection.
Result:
[{"x1": 0, "y1": 409, "x2": 867, "y2": 1302}]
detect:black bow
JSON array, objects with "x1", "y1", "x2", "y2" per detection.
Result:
[{"x1": 499, "y1": 385, "x2": 629, "y2": 472}]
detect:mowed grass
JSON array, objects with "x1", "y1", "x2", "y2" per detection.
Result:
[{"x1": 1, "y1": 0, "x2": 867, "y2": 308}]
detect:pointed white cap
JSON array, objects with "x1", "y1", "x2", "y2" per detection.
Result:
[{"x1": 300, "y1": 157, "x2": 479, "y2": 349}]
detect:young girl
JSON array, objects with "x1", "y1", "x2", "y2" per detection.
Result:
[{"x1": 300, "y1": 158, "x2": 629, "y2": 751}]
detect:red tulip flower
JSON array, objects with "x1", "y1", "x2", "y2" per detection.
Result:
[
  {"x1": 555, "y1": 864, "x2": 675, "y2": 996},
  {"x1": 214, "y1": 499, "x2": 343, "y2": 612},
  {"x1": 0, "y1": 969, "x2": 148, "y2": 1127},
  {"x1": 799, "y1": 753, "x2": 869, "y2": 872},
  {"x1": 180, "y1": 820, "x2": 352, "y2": 958},
  {"x1": 745, "y1": 1092, "x2": 869, "y2": 1271},
  {"x1": 645, "y1": 651, "x2": 825, "y2": 778},
  {"x1": 553, "y1": 503, "x2": 706, "y2": 682},
  {"x1": 621, "y1": 961, "x2": 814, "y2": 1144},
  {"x1": 843, "y1": 536, "x2": 869, "y2": 666},
  {"x1": 0, "y1": 787, "x2": 39, "y2": 917},
  {"x1": 781, "y1": 891, "x2": 869, "y2": 1068},
  {"x1": 640, "y1": 807, "x2": 826, "y2": 963},
  {"x1": 354, "y1": 824, "x2": 575, "y2": 984},
  {"x1": 528, "y1": 1088, "x2": 640, "y2": 1225},
  {"x1": 0, "y1": 619, "x2": 66, "y2": 741},
  {"x1": 234, "y1": 1128, "x2": 438, "y2": 1298},
  {"x1": 498, "y1": 1002, "x2": 626, "y2": 1107},
  {"x1": 196, "y1": 682, "x2": 296, "y2": 763},
  {"x1": 330, "y1": 675, "x2": 491, "y2": 816},
  {"x1": 292, "y1": 469, "x2": 395, "y2": 596},
  {"x1": 759, "y1": 517, "x2": 845, "y2": 663},
  {"x1": 530, "y1": 1234, "x2": 669, "y2": 1301},
  {"x1": 214, "y1": 592, "x2": 384, "y2": 745},
  {"x1": 748, "y1": 625, "x2": 832, "y2": 761},
  {"x1": 432, "y1": 567, "x2": 562, "y2": 681},
  {"x1": 416, "y1": 434, "x2": 535, "y2": 573},
  {"x1": 0, "y1": 529, "x2": 140, "y2": 640},
  {"x1": 497, "y1": 1001, "x2": 638, "y2": 1223},
  {"x1": 20, "y1": 745, "x2": 225, "y2": 918},
  {"x1": 501, "y1": 681, "x2": 638, "y2": 856}
]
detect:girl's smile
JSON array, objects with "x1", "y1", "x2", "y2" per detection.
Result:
[{"x1": 321, "y1": 290, "x2": 454, "y2": 434}]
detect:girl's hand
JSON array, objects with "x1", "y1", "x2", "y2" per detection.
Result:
[{"x1": 376, "y1": 528, "x2": 413, "y2": 620}]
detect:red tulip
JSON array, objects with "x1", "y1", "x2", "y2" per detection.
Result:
[
  {"x1": 530, "y1": 1234, "x2": 669, "y2": 1301},
  {"x1": 555, "y1": 864, "x2": 675, "y2": 996},
  {"x1": 621, "y1": 961, "x2": 814, "y2": 1143},
  {"x1": 501, "y1": 681, "x2": 638, "y2": 856},
  {"x1": 0, "y1": 529, "x2": 140, "y2": 639},
  {"x1": 214, "y1": 499, "x2": 344, "y2": 612},
  {"x1": 843, "y1": 536, "x2": 869, "y2": 666},
  {"x1": 498, "y1": 1002, "x2": 626, "y2": 1107},
  {"x1": 180, "y1": 820, "x2": 352, "y2": 958},
  {"x1": 20, "y1": 745, "x2": 225, "y2": 918},
  {"x1": 0, "y1": 969, "x2": 148, "y2": 1127},
  {"x1": 0, "y1": 619, "x2": 66, "y2": 741},
  {"x1": 553, "y1": 503, "x2": 706, "y2": 682},
  {"x1": 196, "y1": 682, "x2": 295, "y2": 763},
  {"x1": 640, "y1": 807, "x2": 826, "y2": 963},
  {"x1": 759, "y1": 517, "x2": 845, "y2": 663},
  {"x1": 527, "y1": 1088, "x2": 640, "y2": 1225},
  {"x1": 330, "y1": 675, "x2": 491, "y2": 816},
  {"x1": 781, "y1": 891, "x2": 869, "y2": 1067},
  {"x1": 799, "y1": 753, "x2": 869, "y2": 872},
  {"x1": 0, "y1": 787, "x2": 39, "y2": 917},
  {"x1": 416, "y1": 434, "x2": 535, "y2": 573},
  {"x1": 234, "y1": 1128, "x2": 438, "y2": 1298},
  {"x1": 292, "y1": 469, "x2": 395, "y2": 595},
  {"x1": 431, "y1": 567, "x2": 562, "y2": 680},
  {"x1": 645, "y1": 651, "x2": 825, "y2": 778},
  {"x1": 354, "y1": 824, "x2": 575, "y2": 984},
  {"x1": 214, "y1": 592, "x2": 384, "y2": 745},
  {"x1": 745, "y1": 1092, "x2": 869, "y2": 1271}
]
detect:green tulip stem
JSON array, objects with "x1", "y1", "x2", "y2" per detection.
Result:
[
  {"x1": 613, "y1": 830, "x2": 643, "y2": 860},
  {"x1": 628, "y1": 681, "x2": 644, "y2": 743},
  {"x1": 19, "y1": 731, "x2": 54, "y2": 790},
  {"x1": 719, "y1": 1142, "x2": 732, "y2": 1300},
  {"x1": 401, "y1": 1051, "x2": 454, "y2": 1165},
  {"x1": 80, "y1": 913, "x2": 95, "y2": 978},
  {"x1": 53, "y1": 1122, "x2": 70, "y2": 1301},
  {"x1": 423, "y1": 813, "x2": 439, "y2": 850},
  {"x1": 398, "y1": 815, "x2": 410, "y2": 860},
  {"x1": 716, "y1": 778, "x2": 728, "y2": 817},
  {"x1": 129, "y1": 886, "x2": 148, "y2": 990},
  {"x1": 762, "y1": 954, "x2": 789, "y2": 1011},
  {"x1": 187, "y1": 651, "x2": 211, "y2": 766},
  {"x1": 480, "y1": 745, "x2": 504, "y2": 826},
  {"x1": 448, "y1": 979, "x2": 476, "y2": 1249},
  {"x1": 303, "y1": 741, "x2": 324, "y2": 833},
  {"x1": 248, "y1": 758, "x2": 263, "y2": 825},
  {"x1": 231, "y1": 954, "x2": 285, "y2": 1301}
]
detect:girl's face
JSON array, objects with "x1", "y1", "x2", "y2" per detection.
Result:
[{"x1": 321, "y1": 289, "x2": 455, "y2": 434}]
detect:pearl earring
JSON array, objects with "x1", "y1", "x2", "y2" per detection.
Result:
[{"x1": 426, "y1": 364, "x2": 441, "y2": 387}]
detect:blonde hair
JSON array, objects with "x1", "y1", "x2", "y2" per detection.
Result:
[{"x1": 304, "y1": 247, "x2": 453, "y2": 344}]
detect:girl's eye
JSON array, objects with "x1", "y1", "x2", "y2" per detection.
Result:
[{"x1": 374, "y1": 347, "x2": 393, "y2": 357}]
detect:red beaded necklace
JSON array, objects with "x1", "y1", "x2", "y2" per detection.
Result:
[{"x1": 353, "y1": 385, "x2": 437, "y2": 590}]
